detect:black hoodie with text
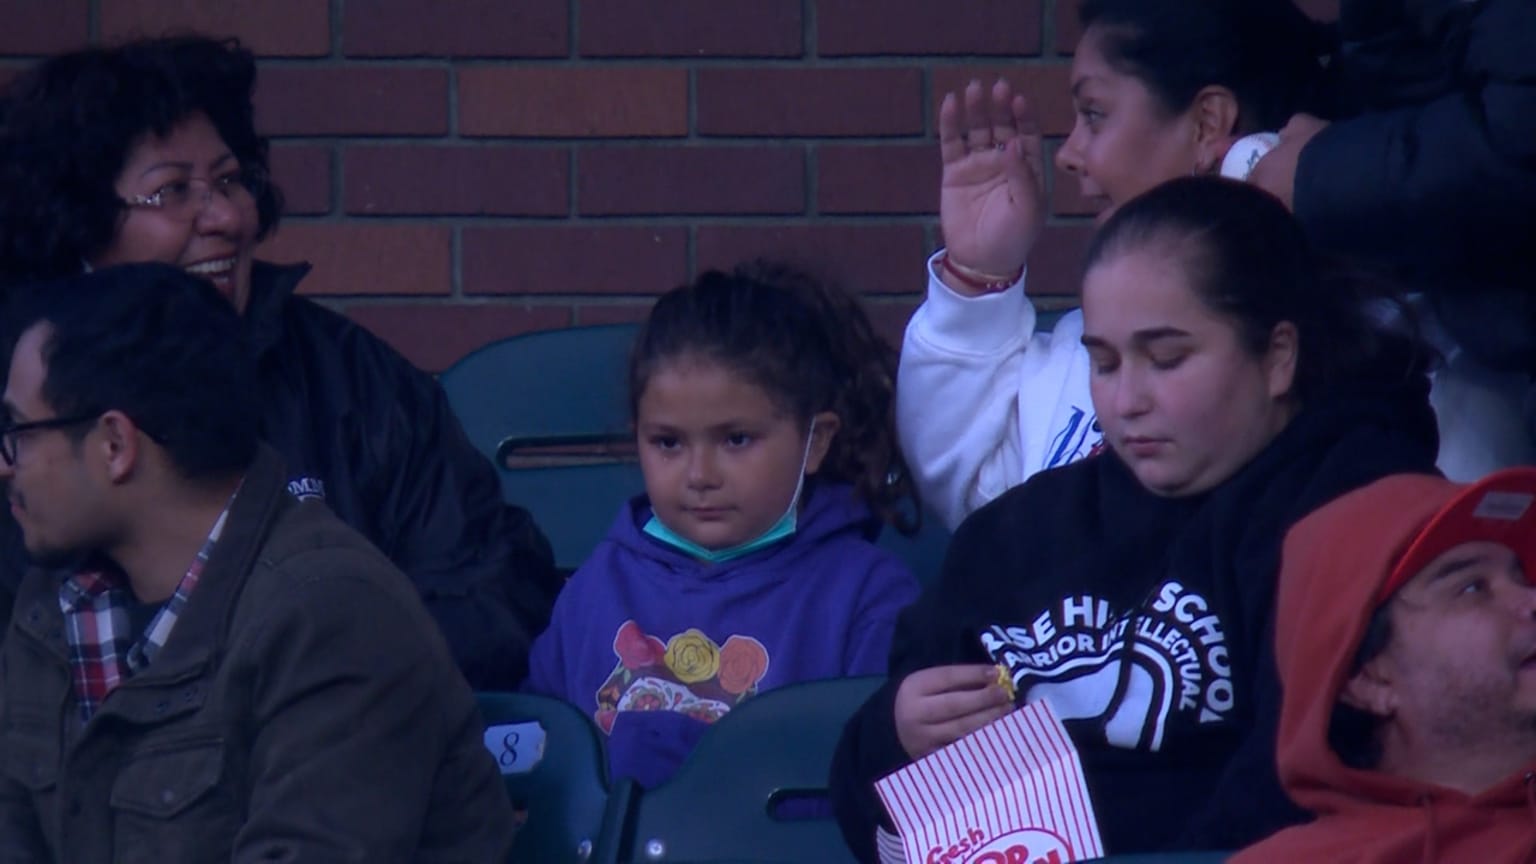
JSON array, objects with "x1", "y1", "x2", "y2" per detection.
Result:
[{"x1": 830, "y1": 362, "x2": 1440, "y2": 860}]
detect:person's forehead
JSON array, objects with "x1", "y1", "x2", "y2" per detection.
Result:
[
  {"x1": 4, "y1": 322, "x2": 54, "y2": 417},
  {"x1": 1403, "y1": 540, "x2": 1521, "y2": 592}
]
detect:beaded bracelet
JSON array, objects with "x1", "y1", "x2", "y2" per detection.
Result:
[{"x1": 939, "y1": 253, "x2": 1023, "y2": 294}]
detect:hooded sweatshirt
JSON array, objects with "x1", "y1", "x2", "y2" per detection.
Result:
[
  {"x1": 524, "y1": 481, "x2": 920, "y2": 789},
  {"x1": 831, "y1": 356, "x2": 1441, "y2": 860},
  {"x1": 1234, "y1": 474, "x2": 1536, "y2": 864}
]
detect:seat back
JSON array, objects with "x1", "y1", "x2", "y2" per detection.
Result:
[
  {"x1": 440, "y1": 324, "x2": 643, "y2": 568},
  {"x1": 605, "y1": 676, "x2": 883, "y2": 863},
  {"x1": 489, "y1": 459, "x2": 646, "y2": 572},
  {"x1": 476, "y1": 692, "x2": 620, "y2": 864},
  {"x1": 875, "y1": 508, "x2": 951, "y2": 588},
  {"x1": 441, "y1": 323, "x2": 638, "y2": 459}
]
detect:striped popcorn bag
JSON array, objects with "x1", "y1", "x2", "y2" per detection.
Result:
[{"x1": 874, "y1": 699, "x2": 1103, "y2": 864}]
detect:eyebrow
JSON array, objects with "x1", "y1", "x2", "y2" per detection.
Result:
[
  {"x1": 1080, "y1": 327, "x2": 1194, "y2": 351},
  {"x1": 135, "y1": 151, "x2": 237, "y2": 179},
  {"x1": 1420, "y1": 554, "x2": 1488, "y2": 587},
  {"x1": 1070, "y1": 77, "x2": 1102, "y2": 100},
  {"x1": 640, "y1": 419, "x2": 761, "y2": 432}
]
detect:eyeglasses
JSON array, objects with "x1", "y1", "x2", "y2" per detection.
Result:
[
  {"x1": 0, "y1": 413, "x2": 100, "y2": 466},
  {"x1": 123, "y1": 168, "x2": 258, "y2": 222}
]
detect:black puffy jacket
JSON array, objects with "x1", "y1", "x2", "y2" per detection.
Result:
[{"x1": 1296, "y1": 0, "x2": 1536, "y2": 373}]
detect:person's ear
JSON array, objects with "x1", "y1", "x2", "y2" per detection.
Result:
[
  {"x1": 1265, "y1": 321, "x2": 1299, "y2": 400},
  {"x1": 1339, "y1": 658, "x2": 1398, "y2": 720},
  {"x1": 1190, "y1": 85, "x2": 1240, "y2": 173},
  {"x1": 94, "y1": 410, "x2": 142, "y2": 485},
  {"x1": 802, "y1": 411, "x2": 841, "y2": 476}
]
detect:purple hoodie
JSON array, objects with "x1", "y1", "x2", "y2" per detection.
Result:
[{"x1": 524, "y1": 481, "x2": 919, "y2": 789}]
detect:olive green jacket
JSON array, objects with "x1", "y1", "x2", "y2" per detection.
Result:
[{"x1": 0, "y1": 445, "x2": 513, "y2": 863}]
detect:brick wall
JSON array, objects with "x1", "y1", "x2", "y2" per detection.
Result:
[{"x1": 0, "y1": 0, "x2": 1339, "y2": 371}]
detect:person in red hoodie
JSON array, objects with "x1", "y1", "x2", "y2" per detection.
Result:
[{"x1": 1238, "y1": 466, "x2": 1536, "y2": 864}]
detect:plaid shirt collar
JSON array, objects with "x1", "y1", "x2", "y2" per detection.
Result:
[{"x1": 59, "y1": 500, "x2": 235, "y2": 723}]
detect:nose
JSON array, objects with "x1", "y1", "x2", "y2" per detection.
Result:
[
  {"x1": 1056, "y1": 120, "x2": 1086, "y2": 176},
  {"x1": 686, "y1": 447, "x2": 721, "y2": 490},
  {"x1": 1509, "y1": 574, "x2": 1536, "y2": 619},
  {"x1": 1111, "y1": 366, "x2": 1152, "y2": 419},
  {"x1": 194, "y1": 183, "x2": 240, "y2": 232}
]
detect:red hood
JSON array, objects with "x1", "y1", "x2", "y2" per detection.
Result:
[{"x1": 1236, "y1": 474, "x2": 1536, "y2": 863}]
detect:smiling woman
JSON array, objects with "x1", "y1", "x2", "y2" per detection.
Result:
[
  {"x1": 91, "y1": 114, "x2": 260, "y2": 312},
  {"x1": 0, "y1": 38, "x2": 281, "y2": 289},
  {"x1": 0, "y1": 36, "x2": 561, "y2": 691}
]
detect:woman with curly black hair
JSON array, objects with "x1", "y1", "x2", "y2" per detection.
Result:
[{"x1": 0, "y1": 36, "x2": 561, "y2": 691}]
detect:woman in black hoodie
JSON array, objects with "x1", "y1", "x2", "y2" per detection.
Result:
[{"x1": 830, "y1": 177, "x2": 1441, "y2": 860}]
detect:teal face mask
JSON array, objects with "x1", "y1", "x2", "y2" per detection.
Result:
[{"x1": 643, "y1": 420, "x2": 817, "y2": 565}]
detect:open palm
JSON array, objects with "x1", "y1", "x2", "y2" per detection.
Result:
[{"x1": 939, "y1": 79, "x2": 1047, "y2": 279}]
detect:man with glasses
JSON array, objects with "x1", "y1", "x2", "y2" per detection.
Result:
[{"x1": 0, "y1": 263, "x2": 514, "y2": 862}]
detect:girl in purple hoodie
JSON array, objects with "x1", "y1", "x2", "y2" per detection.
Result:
[{"x1": 525, "y1": 260, "x2": 922, "y2": 788}]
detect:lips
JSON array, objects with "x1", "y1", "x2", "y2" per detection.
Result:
[
  {"x1": 1121, "y1": 436, "x2": 1169, "y2": 458},
  {"x1": 1518, "y1": 643, "x2": 1536, "y2": 669}
]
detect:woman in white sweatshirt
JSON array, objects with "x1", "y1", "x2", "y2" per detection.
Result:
[
  {"x1": 904, "y1": 0, "x2": 1534, "y2": 532},
  {"x1": 901, "y1": 0, "x2": 1335, "y2": 530}
]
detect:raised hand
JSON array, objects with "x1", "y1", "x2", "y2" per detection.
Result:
[
  {"x1": 938, "y1": 78, "x2": 1046, "y2": 293},
  {"x1": 893, "y1": 663, "x2": 1014, "y2": 761}
]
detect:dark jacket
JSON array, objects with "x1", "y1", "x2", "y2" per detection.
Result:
[
  {"x1": 0, "y1": 445, "x2": 514, "y2": 863},
  {"x1": 1296, "y1": 0, "x2": 1536, "y2": 373},
  {"x1": 830, "y1": 367, "x2": 1440, "y2": 860},
  {"x1": 525, "y1": 482, "x2": 920, "y2": 789}
]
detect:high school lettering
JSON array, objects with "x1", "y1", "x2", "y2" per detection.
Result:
[{"x1": 979, "y1": 581, "x2": 1234, "y2": 751}]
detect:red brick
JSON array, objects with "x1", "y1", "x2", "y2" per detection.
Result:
[
  {"x1": 255, "y1": 68, "x2": 448, "y2": 136},
  {"x1": 697, "y1": 68, "x2": 923, "y2": 137},
  {"x1": 1050, "y1": 160, "x2": 1101, "y2": 218},
  {"x1": 932, "y1": 63, "x2": 1074, "y2": 137},
  {"x1": 256, "y1": 224, "x2": 452, "y2": 296},
  {"x1": 1022, "y1": 224, "x2": 1093, "y2": 299},
  {"x1": 817, "y1": 144, "x2": 939, "y2": 215},
  {"x1": 580, "y1": 0, "x2": 802, "y2": 58},
  {"x1": 575, "y1": 303, "x2": 657, "y2": 327},
  {"x1": 459, "y1": 68, "x2": 687, "y2": 138},
  {"x1": 344, "y1": 0, "x2": 567, "y2": 58},
  {"x1": 344, "y1": 146, "x2": 567, "y2": 216},
  {"x1": 863, "y1": 296, "x2": 923, "y2": 350},
  {"x1": 464, "y1": 226, "x2": 688, "y2": 296},
  {"x1": 1055, "y1": 0, "x2": 1083, "y2": 55},
  {"x1": 694, "y1": 224, "x2": 930, "y2": 296},
  {"x1": 819, "y1": 0, "x2": 1042, "y2": 57},
  {"x1": 269, "y1": 145, "x2": 332, "y2": 216},
  {"x1": 100, "y1": 0, "x2": 330, "y2": 57},
  {"x1": 0, "y1": 0, "x2": 87, "y2": 54},
  {"x1": 341, "y1": 303, "x2": 571, "y2": 371},
  {"x1": 579, "y1": 147, "x2": 804, "y2": 216}
]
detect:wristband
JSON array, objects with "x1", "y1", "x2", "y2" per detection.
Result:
[{"x1": 939, "y1": 253, "x2": 1023, "y2": 294}]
